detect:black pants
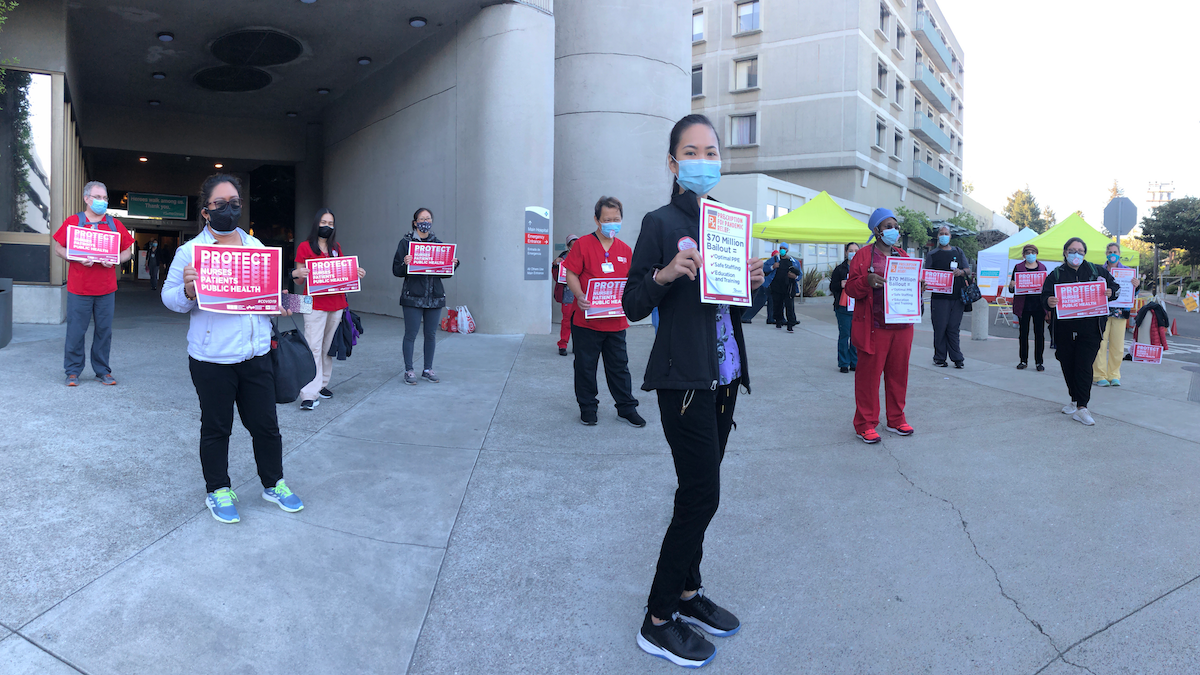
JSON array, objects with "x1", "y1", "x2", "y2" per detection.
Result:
[
  {"x1": 648, "y1": 380, "x2": 739, "y2": 620},
  {"x1": 1054, "y1": 318, "x2": 1102, "y2": 408},
  {"x1": 770, "y1": 290, "x2": 797, "y2": 327},
  {"x1": 571, "y1": 324, "x2": 637, "y2": 414},
  {"x1": 1018, "y1": 309, "x2": 1045, "y2": 365},
  {"x1": 403, "y1": 305, "x2": 442, "y2": 372},
  {"x1": 189, "y1": 355, "x2": 284, "y2": 494},
  {"x1": 930, "y1": 296, "x2": 964, "y2": 363}
]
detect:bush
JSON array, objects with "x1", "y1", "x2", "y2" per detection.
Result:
[
  {"x1": 1189, "y1": 281, "x2": 1200, "y2": 293},
  {"x1": 801, "y1": 268, "x2": 825, "y2": 297},
  {"x1": 814, "y1": 290, "x2": 826, "y2": 297},
  {"x1": 1166, "y1": 284, "x2": 1179, "y2": 294}
]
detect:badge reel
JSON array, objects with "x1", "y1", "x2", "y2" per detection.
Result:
[{"x1": 601, "y1": 262, "x2": 615, "y2": 274}]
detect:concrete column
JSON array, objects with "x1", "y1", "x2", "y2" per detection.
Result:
[
  {"x1": 553, "y1": 0, "x2": 691, "y2": 266},
  {"x1": 454, "y1": 3, "x2": 555, "y2": 334},
  {"x1": 971, "y1": 298, "x2": 988, "y2": 340},
  {"x1": 294, "y1": 122, "x2": 324, "y2": 239}
]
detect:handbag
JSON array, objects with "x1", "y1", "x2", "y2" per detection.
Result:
[
  {"x1": 270, "y1": 315, "x2": 317, "y2": 404},
  {"x1": 961, "y1": 274, "x2": 982, "y2": 306}
]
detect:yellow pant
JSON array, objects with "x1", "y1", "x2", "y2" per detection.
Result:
[{"x1": 1092, "y1": 317, "x2": 1126, "y2": 382}]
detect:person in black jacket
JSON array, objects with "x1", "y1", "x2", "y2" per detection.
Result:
[
  {"x1": 829, "y1": 242, "x2": 860, "y2": 372},
  {"x1": 769, "y1": 243, "x2": 800, "y2": 331},
  {"x1": 1042, "y1": 236, "x2": 1119, "y2": 426},
  {"x1": 623, "y1": 114, "x2": 765, "y2": 669},
  {"x1": 392, "y1": 208, "x2": 460, "y2": 385}
]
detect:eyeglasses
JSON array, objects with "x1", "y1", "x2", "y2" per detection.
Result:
[
  {"x1": 1066, "y1": 249, "x2": 1085, "y2": 255},
  {"x1": 207, "y1": 198, "x2": 242, "y2": 210}
]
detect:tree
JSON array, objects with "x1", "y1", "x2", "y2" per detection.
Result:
[
  {"x1": 1043, "y1": 207, "x2": 1057, "y2": 227},
  {"x1": 0, "y1": 2, "x2": 18, "y2": 96},
  {"x1": 894, "y1": 205, "x2": 932, "y2": 247},
  {"x1": 1140, "y1": 197, "x2": 1200, "y2": 274},
  {"x1": 962, "y1": 179, "x2": 975, "y2": 195},
  {"x1": 1108, "y1": 179, "x2": 1124, "y2": 201},
  {"x1": 1003, "y1": 187, "x2": 1050, "y2": 233}
]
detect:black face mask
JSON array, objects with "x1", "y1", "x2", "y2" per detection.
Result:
[
  {"x1": 318, "y1": 226, "x2": 334, "y2": 239},
  {"x1": 207, "y1": 202, "x2": 241, "y2": 234}
]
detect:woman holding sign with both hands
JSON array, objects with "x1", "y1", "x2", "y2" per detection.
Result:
[
  {"x1": 1007, "y1": 243, "x2": 1047, "y2": 371},
  {"x1": 1042, "y1": 237, "x2": 1120, "y2": 426},
  {"x1": 291, "y1": 208, "x2": 367, "y2": 411},
  {"x1": 393, "y1": 208, "x2": 459, "y2": 385},
  {"x1": 162, "y1": 174, "x2": 304, "y2": 524}
]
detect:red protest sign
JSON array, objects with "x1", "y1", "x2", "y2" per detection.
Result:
[
  {"x1": 66, "y1": 225, "x2": 121, "y2": 265},
  {"x1": 306, "y1": 255, "x2": 360, "y2": 295},
  {"x1": 1014, "y1": 271, "x2": 1047, "y2": 295},
  {"x1": 195, "y1": 245, "x2": 283, "y2": 314},
  {"x1": 1131, "y1": 343, "x2": 1163, "y2": 364},
  {"x1": 1054, "y1": 281, "x2": 1109, "y2": 320},
  {"x1": 585, "y1": 277, "x2": 626, "y2": 320},
  {"x1": 409, "y1": 242, "x2": 457, "y2": 275},
  {"x1": 922, "y1": 269, "x2": 954, "y2": 294}
]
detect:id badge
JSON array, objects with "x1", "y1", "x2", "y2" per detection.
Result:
[{"x1": 601, "y1": 262, "x2": 615, "y2": 274}]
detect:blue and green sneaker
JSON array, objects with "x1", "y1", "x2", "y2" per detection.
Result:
[
  {"x1": 206, "y1": 488, "x2": 240, "y2": 524},
  {"x1": 262, "y1": 479, "x2": 304, "y2": 512}
]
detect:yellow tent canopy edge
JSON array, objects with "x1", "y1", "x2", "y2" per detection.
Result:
[
  {"x1": 753, "y1": 191, "x2": 873, "y2": 245},
  {"x1": 1006, "y1": 213, "x2": 1139, "y2": 267}
]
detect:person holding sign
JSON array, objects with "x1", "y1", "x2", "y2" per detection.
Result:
[
  {"x1": 162, "y1": 174, "x2": 304, "y2": 524},
  {"x1": 623, "y1": 115, "x2": 765, "y2": 669},
  {"x1": 51, "y1": 181, "x2": 135, "y2": 386},
  {"x1": 923, "y1": 225, "x2": 970, "y2": 369},
  {"x1": 551, "y1": 234, "x2": 580, "y2": 356},
  {"x1": 562, "y1": 196, "x2": 644, "y2": 428},
  {"x1": 1092, "y1": 242, "x2": 1140, "y2": 387},
  {"x1": 292, "y1": 208, "x2": 367, "y2": 410},
  {"x1": 829, "y1": 242, "x2": 860, "y2": 373},
  {"x1": 392, "y1": 208, "x2": 460, "y2": 385},
  {"x1": 1007, "y1": 244, "x2": 1048, "y2": 371},
  {"x1": 847, "y1": 208, "x2": 917, "y2": 444},
  {"x1": 1042, "y1": 237, "x2": 1120, "y2": 426}
]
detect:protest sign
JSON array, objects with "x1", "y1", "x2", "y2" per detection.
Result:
[
  {"x1": 884, "y1": 257, "x2": 923, "y2": 324},
  {"x1": 1014, "y1": 270, "x2": 1047, "y2": 295},
  {"x1": 1109, "y1": 268, "x2": 1135, "y2": 309},
  {"x1": 194, "y1": 245, "x2": 283, "y2": 314},
  {"x1": 306, "y1": 255, "x2": 360, "y2": 295},
  {"x1": 699, "y1": 201, "x2": 752, "y2": 306},
  {"x1": 408, "y1": 241, "x2": 457, "y2": 275},
  {"x1": 584, "y1": 277, "x2": 626, "y2": 319},
  {"x1": 1054, "y1": 281, "x2": 1109, "y2": 319},
  {"x1": 65, "y1": 225, "x2": 121, "y2": 265},
  {"x1": 922, "y1": 269, "x2": 954, "y2": 294},
  {"x1": 1131, "y1": 343, "x2": 1163, "y2": 364},
  {"x1": 557, "y1": 261, "x2": 568, "y2": 284}
]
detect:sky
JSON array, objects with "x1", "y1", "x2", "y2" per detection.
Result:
[{"x1": 937, "y1": 0, "x2": 1200, "y2": 235}]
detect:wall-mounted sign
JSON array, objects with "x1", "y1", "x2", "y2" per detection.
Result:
[
  {"x1": 128, "y1": 192, "x2": 188, "y2": 219},
  {"x1": 525, "y1": 206, "x2": 550, "y2": 280}
]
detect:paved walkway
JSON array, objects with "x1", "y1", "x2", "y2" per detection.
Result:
[{"x1": 3, "y1": 286, "x2": 1200, "y2": 673}]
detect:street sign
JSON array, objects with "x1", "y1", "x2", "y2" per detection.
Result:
[{"x1": 1103, "y1": 197, "x2": 1137, "y2": 237}]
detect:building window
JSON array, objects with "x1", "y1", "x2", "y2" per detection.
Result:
[
  {"x1": 894, "y1": 131, "x2": 904, "y2": 157},
  {"x1": 915, "y1": 48, "x2": 924, "y2": 67},
  {"x1": 913, "y1": 143, "x2": 921, "y2": 163},
  {"x1": 2, "y1": 71, "x2": 53, "y2": 234},
  {"x1": 879, "y1": 3, "x2": 890, "y2": 33},
  {"x1": 875, "y1": 117, "x2": 887, "y2": 149},
  {"x1": 896, "y1": 26, "x2": 906, "y2": 52},
  {"x1": 894, "y1": 79, "x2": 904, "y2": 107},
  {"x1": 913, "y1": 94, "x2": 922, "y2": 113},
  {"x1": 692, "y1": 65, "x2": 703, "y2": 97},
  {"x1": 731, "y1": 113, "x2": 757, "y2": 146},
  {"x1": 736, "y1": 1, "x2": 760, "y2": 33},
  {"x1": 735, "y1": 57, "x2": 758, "y2": 90},
  {"x1": 692, "y1": 11, "x2": 705, "y2": 42},
  {"x1": 876, "y1": 62, "x2": 888, "y2": 92}
]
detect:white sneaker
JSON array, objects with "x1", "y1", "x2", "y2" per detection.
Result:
[
  {"x1": 1072, "y1": 408, "x2": 1095, "y2": 426},
  {"x1": 1061, "y1": 402, "x2": 1077, "y2": 415}
]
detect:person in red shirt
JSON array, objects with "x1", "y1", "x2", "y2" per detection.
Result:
[
  {"x1": 51, "y1": 180, "x2": 135, "y2": 386},
  {"x1": 562, "y1": 196, "x2": 644, "y2": 428},
  {"x1": 551, "y1": 233, "x2": 580, "y2": 356},
  {"x1": 291, "y1": 208, "x2": 367, "y2": 410}
]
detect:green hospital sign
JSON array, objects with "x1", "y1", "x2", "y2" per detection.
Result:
[{"x1": 127, "y1": 192, "x2": 188, "y2": 219}]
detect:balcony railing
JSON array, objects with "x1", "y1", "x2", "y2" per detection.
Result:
[
  {"x1": 914, "y1": 11, "x2": 953, "y2": 74},
  {"x1": 910, "y1": 159, "x2": 950, "y2": 193},
  {"x1": 912, "y1": 114, "x2": 952, "y2": 155},
  {"x1": 913, "y1": 67, "x2": 951, "y2": 113}
]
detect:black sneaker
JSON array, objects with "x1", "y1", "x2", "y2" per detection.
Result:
[
  {"x1": 558, "y1": 347, "x2": 568, "y2": 356},
  {"x1": 619, "y1": 410, "x2": 647, "y2": 428},
  {"x1": 580, "y1": 410, "x2": 598, "y2": 426},
  {"x1": 954, "y1": 361, "x2": 964, "y2": 369},
  {"x1": 319, "y1": 387, "x2": 333, "y2": 399},
  {"x1": 933, "y1": 360, "x2": 948, "y2": 367},
  {"x1": 637, "y1": 613, "x2": 716, "y2": 668},
  {"x1": 1036, "y1": 363, "x2": 1045, "y2": 372},
  {"x1": 300, "y1": 399, "x2": 317, "y2": 411},
  {"x1": 1016, "y1": 362, "x2": 1027, "y2": 370},
  {"x1": 678, "y1": 589, "x2": 741, "y2": 637},
  {"x1": 839, "y1": 366, "x2": 849, "y2": 373}
]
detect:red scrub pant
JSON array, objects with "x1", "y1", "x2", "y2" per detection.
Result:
[
  {"x1": 853, "y1": 326, "x2": 913, "y2": 432},
  {"x1": 558, "y1": 302, "x2": 576, "y2": 349}
]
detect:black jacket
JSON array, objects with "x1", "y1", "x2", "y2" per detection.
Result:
[
  {"x1": 328, "y1": 309, "x2": 364, "y2": 361},
  {"x1": 829, "y1": 258, "x2": 850, "y2": 306},
  {"x1": 392, "y1": 232, "x2": 459, "y2": 309},
  {"x1": 623, "y1": 190, "x2": 751, "y2": 393},
  {"x1": 770, "y1": 256, "x2": 799, "y2": 294}
]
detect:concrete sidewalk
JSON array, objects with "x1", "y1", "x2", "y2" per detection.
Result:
[{"x1": 4, "y1": 286, "x2": 1200, "y2": 673}]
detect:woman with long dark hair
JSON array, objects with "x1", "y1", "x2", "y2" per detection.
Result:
[
  {"x1": 623, "y1": 113, "x2": 765, "y2": 668},
  {"x1": 292, "y1": 208, "x2": 367, "y2": 410},
  {"x1": 392, "y1": 208, "x2": 460, "y2": 385}
]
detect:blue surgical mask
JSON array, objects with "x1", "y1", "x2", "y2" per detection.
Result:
[
  {"x1": 600, "y1": 221, "x2": 621, "y2": 238},
  {"x1": 1025, "y1": 254, "x2": 1037, "y2": 264},
  {"x1": 1107, "y1": 253, "x2": 1119, "y2": 263},
  {"x1": 1067, "y1": 252, "x2": 1084, "y2": 267},
  {"x1": 880, "y1": 228, "x2": 900, "y2": 246},
  {"x1": 90, "y1": 199, "x2": 108, "y2": 215},
  {"x1": 779, "y1": 248, "x2": 788, "y2": 257},
  {"x1": 673, "y1": 157, "x2": 721, "y2": 196},
  {"x1": 938, "y1": 234, "x2": 951, "y2": 246}
]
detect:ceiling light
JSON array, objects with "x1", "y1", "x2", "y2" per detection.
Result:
[
  {"x1": 139, "y1": 157, "x2": 148, "y2": 162},
  {"x1": 152, "y1": 72, "x2": 166, "y2": 80},
  {"x1": 286, "y1": 111, "x2": 298, "y2": 117},
  {"x1": 409, "y1": 17, "x2": 427, "y2": 28},
  {"x1": 316, "y1": 87, "x2": 330, "y2": 94},
  {"x1": 214, "y1": 163, "x2": 223, "y2": 168},
  {"x1": 148, "y1": 100, "x2": 161, "y2": 106},
  {"x1": 300, "y1": 0, "x2": 316, "y2": 3},
  {"x1": 357, "y1": 56, "x2": 372, "y2": 65},
  {"x1": 157, "y1": 32, "x2": 174, "y2": 42}
]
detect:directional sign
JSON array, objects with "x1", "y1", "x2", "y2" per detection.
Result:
[{"x1": 1103, "y1": 197, "x2": 1137, "y2": 237}]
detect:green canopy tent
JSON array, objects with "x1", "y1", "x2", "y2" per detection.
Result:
[
  {"x1": 1007, "y1": 213, "x2": 1139, "y2": 268},
  {"x1": 753, "y1": 191, "x2": 873, "y2": 245}
]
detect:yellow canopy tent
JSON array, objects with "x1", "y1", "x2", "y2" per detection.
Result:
[
  {"x1": 1007, "y1": 213, "x2": 1139, "y2": 267},
  {"x1": 753, "y1": 191, "x2": 873, "y2": 244}
]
